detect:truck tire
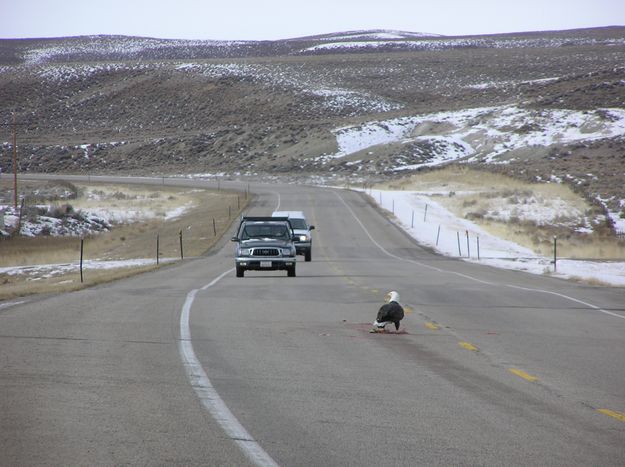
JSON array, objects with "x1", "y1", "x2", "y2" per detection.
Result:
[
  {"x1": 287, "y1": 266, "x2": 296, "y2": 277},
  {"x1": 305, "y1": 250, "x2": 311, "y2": 262},
  {"x1": 236, "y1": 266, "x2": 244, "y2": 277}
]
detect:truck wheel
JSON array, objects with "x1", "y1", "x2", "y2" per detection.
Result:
[
  {"x1": 305, "y1": 250, "x2": 311, "y2": 262},
  {"x1": 287, "y1": 266, "x2": 296, "y2": 277},
  {"x1": 236, "y1": 266, "x2": 244, "y2": 277}
]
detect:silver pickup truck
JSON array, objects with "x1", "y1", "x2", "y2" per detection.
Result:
[
  {"x1": 231, "y1": 216, "x2": 297, "y2": 277},
  {"x1": 272, "y1": 210, "x2": 315, "y2": 262}
]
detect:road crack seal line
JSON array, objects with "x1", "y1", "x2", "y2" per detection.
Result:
[{"x1": 179, "y1": 268, "x2": 279, "y2": 467}]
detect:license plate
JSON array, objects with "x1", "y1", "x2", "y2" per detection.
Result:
[{"x1": 260, "y1": 261, "x2": 272, "y2": 268}]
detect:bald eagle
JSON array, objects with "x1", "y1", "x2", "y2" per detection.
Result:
[{"x1": 372, "y1": 291, "x2": 404, "y2": 332}]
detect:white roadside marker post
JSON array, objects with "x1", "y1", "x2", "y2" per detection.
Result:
[{"x1": 553, "y1": 236, "x2": 557, "y2": 272}]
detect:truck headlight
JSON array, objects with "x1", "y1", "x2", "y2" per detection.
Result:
[
  {"x1": 239, "y1": 248, "x2": 251, "y2": 256},
  {"x1": 299, "y1": 235, "x2": 308, "y2": 241}
]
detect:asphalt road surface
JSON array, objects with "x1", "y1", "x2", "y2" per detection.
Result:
[{"x1": 2, "y1": 177, "x2": 624, "y2": 466}]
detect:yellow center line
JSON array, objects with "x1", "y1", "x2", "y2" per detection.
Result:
[
  {"x1": 425, "y1": 322, "x2": 439, "y2": 330},
  {"x1": 598, "y1": 409, "x2": 625, "y2": 422},
  {"x1": 459, "y1": 342, "x2": 478, "y2": 352},
  {"x1": 509, "y1": 368, "x2": 538, "y2": 382}
]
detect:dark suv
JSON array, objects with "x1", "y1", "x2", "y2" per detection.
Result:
[{"x1": 231, "y1": 217, "x2": 297, "y2": 277}]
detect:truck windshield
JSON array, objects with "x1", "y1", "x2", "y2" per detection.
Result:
[
  {"x1": 288, "y1": 219, "x2": 307, "y2": 229},
  {"x1": 242, "y1": 224, "x2": 289, "y2": 240}
]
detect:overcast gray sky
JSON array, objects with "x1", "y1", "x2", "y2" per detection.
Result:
[{"x1": 3, "y1": 0, "x2": 625, "y2": 40}]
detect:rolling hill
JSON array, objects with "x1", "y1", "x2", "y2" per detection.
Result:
[{"x1": 1, "y1": 26, "x2": 624, "y2": 220}]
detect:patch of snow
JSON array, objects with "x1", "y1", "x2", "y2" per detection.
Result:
[
  {"x1": 333, "y1": 117, "x2": 417, "y2": 156},
  {"x1": 314, "y1": 31, "x2": 442, "y2": 41},
  {"x1": 164, "y1": 204, "x2": 192, "y2": 220},
  {"x1": 301, "y1": 37, "x2": 625, "y2": 54},
  {"x1": 23, "y1": 36, "x2": 248, "y2": 65},
  {"x1": 0, "y1": 258, "x2": 175, "y2": 278},
  {"x1": 596, "y1": 196, "x2": 625, "y2": 232},
  {"x1": 1, "y1": 205, "x2": 111, "y2": 237}
]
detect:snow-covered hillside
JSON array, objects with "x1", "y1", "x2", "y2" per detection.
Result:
[{"x1": 331, "y1": 106, "x2": 625, "y2": 166}]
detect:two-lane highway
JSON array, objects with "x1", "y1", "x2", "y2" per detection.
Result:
[{"x1": 2, "y1": 178, "x2": 624, "y2": 465}]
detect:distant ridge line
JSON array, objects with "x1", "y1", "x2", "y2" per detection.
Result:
[{"x1": 2, "y1": 25, "x2": 623, "y2": 43}]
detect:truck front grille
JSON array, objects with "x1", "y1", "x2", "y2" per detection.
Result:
[{"x1": 252, "y1": 248, "x2": 280, "y2": 257}]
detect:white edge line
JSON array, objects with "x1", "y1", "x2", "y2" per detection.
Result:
[
  {"x1": 505, "y1": 284, "x2": 625, "y2": 320},
  {"x1": 335, "y1": 190, "x2": 625, "y2": 319},
  {"x1": 273, "y1": 191, "x2": 281, "y2": 212},
  {"x1": 179, "y1": 268, "x2": 280, "y2": 467},
  {"x1": 0, "y1": 300, "x2": 27, "y2": 310}
]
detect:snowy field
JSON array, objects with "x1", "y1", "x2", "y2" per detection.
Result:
[
  {"x1": 0, "y1": 186, "x2": 195, "y2": 280},
  {"x1": 361, "y1": 188, "x2": 625, "y2": 287}
]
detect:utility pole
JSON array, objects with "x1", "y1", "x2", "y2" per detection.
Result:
[
  {"x1": 1, "y1": 114, "x2": 25, "y2": 210},
  {"x1": 1, "y1": 116, "x2": 24, "y2": 211},
  {"x1": 12, "y1": 113, "x2": 18, "y2": 210}
]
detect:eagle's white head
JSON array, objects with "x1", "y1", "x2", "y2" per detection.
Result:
[{"x1": 386, "y1": 291, "x2": 400, "y2": 303}]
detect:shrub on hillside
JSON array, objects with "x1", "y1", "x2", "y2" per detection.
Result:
[{"x1": 47, "y1": 204, "x2": 75, "y2": 219}]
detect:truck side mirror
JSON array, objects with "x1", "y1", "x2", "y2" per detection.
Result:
[
  {"x1": 231, "y1": 237, "x2": 239, "y2": 242},
  {"x1": 309, "y1": 225, "x2": 315, "y2": 230}
]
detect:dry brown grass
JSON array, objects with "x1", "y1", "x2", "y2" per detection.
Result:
[
  {"x1": 473, "y1": 218, "x2": 625, "y2": 258},
  {"x1": 76, "y1": 184, "x2": 245, "y2": 261},
  {"x1": 0, "y1": 236, "x2": 83, "y2": 267},
  {"x1": 0, "y1": 181, "x2": 247, "y2": 299}
]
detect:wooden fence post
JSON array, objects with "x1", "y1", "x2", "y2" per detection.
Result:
[
  {"x1": 80, "y1": 238, "x2": 84, "y2": 283},
  {"x1": 179, "y1": 230, "x2": 184, "y2": 260}
]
